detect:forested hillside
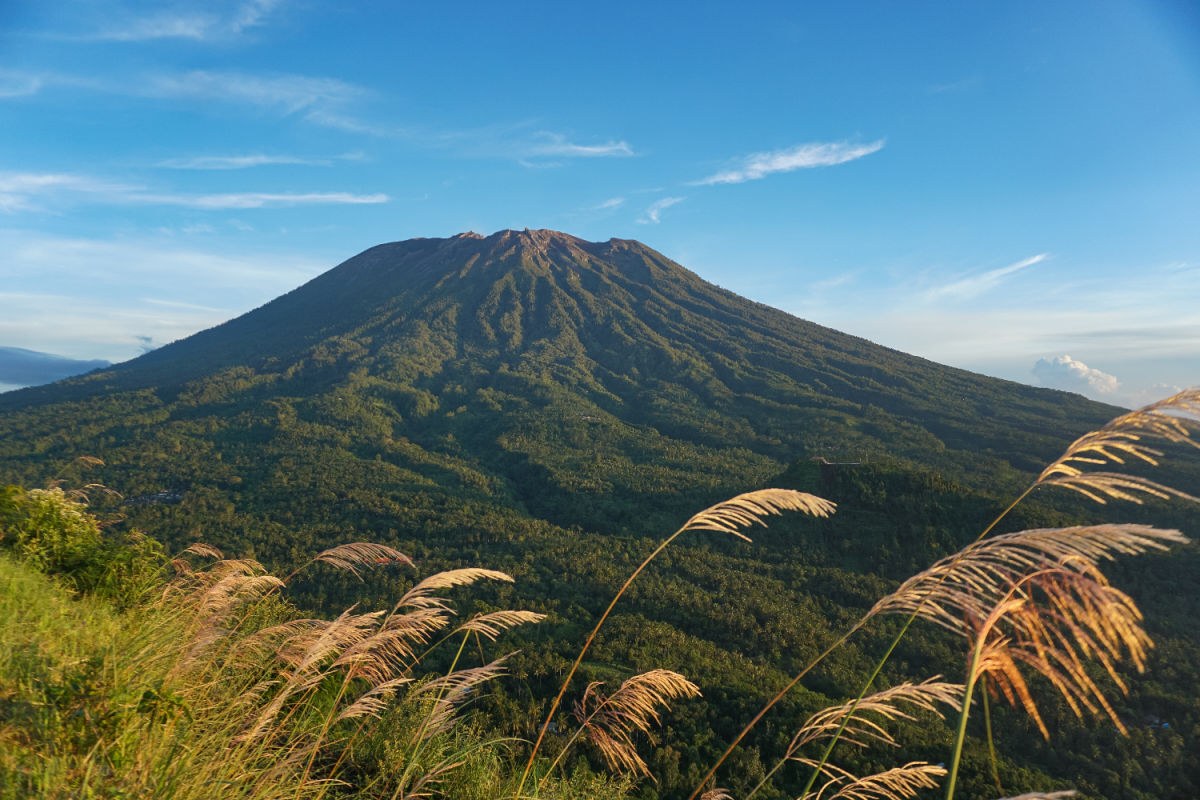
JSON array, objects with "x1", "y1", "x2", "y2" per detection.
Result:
[{"x1": 1, "y1": 230, "x2": 1196, "y2": 798}]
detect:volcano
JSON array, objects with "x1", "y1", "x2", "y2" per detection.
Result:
[{"x1": 0, "y1": 228, "x2": 1116, "y2": 541}]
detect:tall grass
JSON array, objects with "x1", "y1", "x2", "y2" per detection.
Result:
[
  {"x1": 0, "y1": 494, "x2": 624, "y2": 799},
  {"x1": 682, "y1": 388, "x2": 1199, "y2": 800},
  {"x1": 1, "y1": 389, "x2": 1196, "y2": 799}
]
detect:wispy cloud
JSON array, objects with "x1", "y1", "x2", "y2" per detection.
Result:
[
  {"x1": 693, "y1": 139, "x2": 885, "y2": 185},
  {"x1": 594, "y1": 197, "x2": 625, "y2": 210},
  {"x1": 302, "y1": 109, "x2": 397, "y2": 136},
  {"x1": 927, "y1": 75, "x2": 982, "y2": 94},
  {"x1": 143, "y1": 298, "x2": 226, "y2": 313},
  {"x1": 139, "y1": 191, "x2": 388, "y2": 209},
  {"x1": 785, "y1": 258, "x2": 1198, "y2": 409},
  {"x1": 0, "y1": 171, "x2": 387, "y2": 212},
  {"x1": 146, "y1": 70, "x2": 365, "y2": 115},
  {"x1": 637, "y1": 196, "x2": 683, "y2": 224},
  {"x1": 0, "y1": 172, "x2": 142, "y2": 212},
  {"x1": 527, "y1": 132, "x2": 634, "y2": 158},
  {"x1": 84, "y1": 0, "x2": 283, "y2": 41},
  {"x1": 0, "y1": 172, "x2": 137, "y2": 194},
  {"x1": 924, "y1": 253, "x2": 1047, "y2": 301},
  {"x1": 0, "y1": 71, "x2": 43, "y2": 98},
  {"x1": 0, "y1": 229, "x2": 330, "y2": 362},
  {"x1": 8, "y1": 67, "x2": 384, "y2": 134},
  {"x1": 143, "y1": 71, "x2": 393, "y2": 134},
  {"x1": 155, "y1": 153, "x2": 332, "y2": 170}
]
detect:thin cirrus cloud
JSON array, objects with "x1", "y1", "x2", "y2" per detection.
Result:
[
  {"x1": 0, "y1": 171, "x2": 141, "y2": 212},
  {"x1": 526, "y1": 132, "x2": 634, "y2": 158},
  {"x1": 638, "y1": 196, "x2": 684, "y2": 224},
  {"x1": 0, "y1": 71, "x2": 43, "y2": 98},
  {"x1": 146, "y1": 70, "x2": 366, "y2": 116},
  {"x1": 80, "y1": 0, "x2": 282, "y2": 41},
  {"x1": 5, "y1": 68, "x2": 381, "y2": 133},
  {"x1": 0, "y1": 171, "x2": 387, "y2": 211},
  {"x1": 155, "y1": 154, "x2": 334, "y2": 170},
  {"x1": 924, "y1": 253, "x2": 1048, "y2": 301},
  {"x1": 693, "y1": 139, "x2": 885, "y2": 185},
  {"x1": 138, "y1": 191, "x2": 388, "y2": 209}
]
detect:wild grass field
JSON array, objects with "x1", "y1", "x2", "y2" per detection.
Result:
[{"x1": 1, "y1": 390, "x2": 1197, "y2": 799}]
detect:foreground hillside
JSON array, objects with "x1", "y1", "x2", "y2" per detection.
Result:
[{"x1": 1, "y1": 231, "x2": 1197, "y2": 797}]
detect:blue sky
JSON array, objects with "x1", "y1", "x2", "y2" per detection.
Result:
[{"x1": 2, "y1": 0, "x2": 1198, "y2": 406}]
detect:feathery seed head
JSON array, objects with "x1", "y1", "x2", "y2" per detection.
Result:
[
  {"x1": 314, "y1": 542, "x2": 414, "y2": 580},
  {"x1": 573, "y1": 669, "x2": 701, "y2": 779},
  {"x1": 681, "y1": 489, "x2": 836, "y2": 542},
  {"x1": 457, "y1": 609, "x2": 547, "y2": 640},
  {"x1": 1037, "y1": 388, "x2": 1200, "y2": 504}
]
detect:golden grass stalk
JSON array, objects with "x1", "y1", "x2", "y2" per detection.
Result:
[
  {"x1": 678, "y1": 489, "x2": 836, "y2": 540},
  {"x1": 395, "y1": 568, "x2": 514, "y2": 611},
  {"x1": 309, "y1": 541, "x2": 414, "y2": 580},
  {"x1": 518, "y1": 488, "x2": 833, "y2": 795},
  {"x1": 457, "y1": 609, "x2": 547, "y2": 640},
  {"x1": 239, "y1": 608, "x2": 385, "y2": 744},
  {"x1": 691, "y1": 390, "x2": 1198, "y2": 800},
  {"x1": 746, "y1": 679, "x2": 960, "y2": 799},
  {"x1": 812, "y1": 762, "x2": 947, "y2": 800},
  {"x1": 936, "y1": 549, "x2": 1175, "y2": 798},
  {"x1": 410, "y1": 653, "x2": 513, "y2": 741},
  {"x1": 563, "y1": 669, "x2": 701, "y2": 780},
  {"x1": 182, "y1": 542, "x2": 224, "y2": 560},
  {"x1": 1035, "y1": 388, "x2": 1200, "y2": 502},
  {"x1": 869, "y1": 524, "x2": 1185, "y2": 637},
  {"x1": 333, "y1": 675, "x2": 414, "y2": 723},
  {"x1": 786, "y1": 678, "x2": 962, "y2": 753}
]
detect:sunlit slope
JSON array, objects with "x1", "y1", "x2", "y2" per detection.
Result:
[{"x1": 0, "y1": 230, "x2": 1116, "y2": 526}]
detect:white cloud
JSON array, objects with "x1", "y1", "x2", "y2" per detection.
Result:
[
  {"x1": 146, "y1": 70, "x2": 365, "y2": 115},
  {"x1": 229, "y1": 0, "x2": 282, "y2": 33},
  {"x1": 0, "y1": 171, "x2": 387, "y2": 211},
  {"x1": 0, "y1": 230, "x2": 329, "y2": 361},
  {"x1": 0, "y1": 172, "x2": 143, "y2": 212},
  {"x1": 925, "y1": 253, "x2": 1047, "y2": 301},
  {"x1": 92, "y1": 13, "x2": 215, "y2": 41},
  {"x1": 15, "y1": 67, "x2": 382, "y2": 134},
  {"x1": 1, "y1": 232, "x2": 322, "y2": 291},
  {"x1": 1126, "y1": 383, "x2": 1188, "y2": 409},
  {"x1": 86, "y1": 0, "x2": 282, "y2": 41},
  {"x1": 637, "y1": 196, "x2": 683, "y2": 224},
  {"x1": 527, "y1": 132, "x2": 633, "y2": 158},
  {"x1": 0, "y1": 172, "x2": 137, "y2": 194},
  {"x1": 694, "y1": 139, "x2": 885, "y2": 185},
  {"x1": 302, "y1": 109, "x2": 395, "y2": 136},
  {"x1": 141, "y1": 192, "x2": 388, "y2": 209},
  {"x1": 0, "y1": 71, "x2": 43, "y2": 98},
  {"x1": 156, "y1": 154, "x2": 331, "y2": 169},
  {"x1": 1032, "y1": 354, "x2": 1120, "y2": 396},
  {"x1": 594, "y1": 197, "x2": 625, "y2": 210}
]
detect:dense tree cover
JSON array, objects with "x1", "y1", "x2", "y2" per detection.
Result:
[{"x1": 0, "y1": 230, "x2": 1196, "y2": 797}]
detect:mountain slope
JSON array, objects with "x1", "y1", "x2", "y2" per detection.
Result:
[
  {"x1": 2, "y1": 230, "x2": 1194, "y2": 799},
  {"x1": 0, "y1": 229, "x2": 1117, "y2": 512}
]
